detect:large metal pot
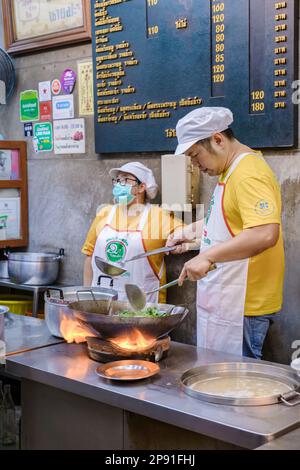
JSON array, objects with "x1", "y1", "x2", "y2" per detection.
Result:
[
  {"x1": 44, "y1": 277, "x2": 118, "y2": 338},
  {"x1": 6, "y1": 249, "x2": 64, "y2": 285}
]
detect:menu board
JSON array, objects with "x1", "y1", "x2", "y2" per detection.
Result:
[{"x1": 92, "y1": 0, "x2": 298, "y2": 153}]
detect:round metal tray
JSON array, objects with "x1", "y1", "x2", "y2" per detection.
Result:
[
  {"x1": 181, "y1": 362, "x2": 300, "y2": 407},
  {"x1": 96, "y1": 360, "x2": 160, "y2": 381}
]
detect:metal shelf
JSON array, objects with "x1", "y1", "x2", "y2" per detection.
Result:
[{"x1": 0, "y1": 279, "x2": 71, "y2": 317}]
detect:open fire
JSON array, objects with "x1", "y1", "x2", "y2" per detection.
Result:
[
  {"x1": 60, "y1": 315, "x2": 96, "y2": 344},
  {"x1": 109, "y1": 329, "x2": 156, "y2": 352}
]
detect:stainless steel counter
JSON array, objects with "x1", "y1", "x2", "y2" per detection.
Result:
[
  {"x1": 6, "y1": 340, "x2": 300, "y2": 449},
  {"x1": 4, "y1": 313, "x2": 64, "y2": 356},
  {"x1": 257, "y1": 427, "x2": 300, "y2": 450}
]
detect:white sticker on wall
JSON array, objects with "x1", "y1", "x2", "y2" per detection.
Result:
[
  {"x1": 52, "y1": 94, "x2": 74, "y2": 120},
  {"x1": 53, "y1": 118, "x2": 85, "y2": 155}
]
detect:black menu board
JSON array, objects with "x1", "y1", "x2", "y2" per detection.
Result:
[{"x1": 92, "y1": 0, "x2": 298, "y2": 153}]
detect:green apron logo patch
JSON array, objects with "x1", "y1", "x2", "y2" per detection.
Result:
[
  {"x1": 205, "y1": 195, "x2": 215, "y2": 225},
  {"x1": 106, "y1": 240, "x2": 127, "y2": 262}
]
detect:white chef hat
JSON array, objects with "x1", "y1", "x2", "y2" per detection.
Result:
[
  {"x1": 109, "y1": 162, "x2": 159, "y2": 199},
  {"x1": 175, "y1": 107, "x2": 234, "y2": 155}
]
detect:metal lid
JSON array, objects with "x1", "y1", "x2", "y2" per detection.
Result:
[
  {"x1": 8, "y1": 252, "x2": 61, "y2": 262},
  {"x1": 45, "y1": 286, "x2": 118, "y2": 303}
]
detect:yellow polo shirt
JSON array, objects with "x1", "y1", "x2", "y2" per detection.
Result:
[
  {"x1": 219, "y1": 152, "x2": 284, "y2": 316},
  {"x1": 82, "y1": 204, "x2": 184, "y2": 303}
]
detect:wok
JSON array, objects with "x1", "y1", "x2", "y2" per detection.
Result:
[{"x1": 68, "y1": 299, "x2": 189, "y2": 341}]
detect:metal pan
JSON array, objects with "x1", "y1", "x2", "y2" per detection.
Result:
[
  {"x1": 181, "y1": 362, "x2": 300, "y2": 407},
  {"x1": 68, "y1": 299, "x2": 189, "y2": 341},
  {"x1": 96, "y1": 360, "x2": 160, "y2": 381}
]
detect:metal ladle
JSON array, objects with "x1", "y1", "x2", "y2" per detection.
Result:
[
  {"x1": 125, "y1": 264, "x2": 217, "y2": 311},
  {"x1": 95, "y1": 246, "x2": 177, "y2": 277}
]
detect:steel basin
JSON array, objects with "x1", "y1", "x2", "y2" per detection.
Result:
[{"x1": 181, "y1": 362, "x2": 300, "y2": 407}]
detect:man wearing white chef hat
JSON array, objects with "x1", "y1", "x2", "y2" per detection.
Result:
[
  {"x1": 82, "y1": 162, "x2": 183, "y2": 303},
  {"x1": 167, "y1": 107, "x2": 284, "y2": 359}
]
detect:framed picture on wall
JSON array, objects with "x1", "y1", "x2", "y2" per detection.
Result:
[{"x1": 2, "y1": 0, "x2": 92, "y2": 55}]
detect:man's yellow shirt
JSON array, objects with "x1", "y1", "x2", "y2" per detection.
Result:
[
  {"x1": 82, "y1": 204, "x2": 184, "y2": 303},
  {"x1": 219, "y1": 152, "x2": 284, "y2": 316}
]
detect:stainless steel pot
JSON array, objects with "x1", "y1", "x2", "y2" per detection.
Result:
[
  {"x1": 0, "y1": 305, "x2": 9, "y2": 361},
  {"x1": 44, "y1": 277, "x2": 118, "y2": 338},
  {"x1": 6, "y1": 249, "x2": 64, "y2": 285},
  {"x1": 0, "y1": 260, "x2": 9, "y2": 279}
]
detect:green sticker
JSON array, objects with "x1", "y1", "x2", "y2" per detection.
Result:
[
  {"x1": 106, "y1": 240, "x2": 127, "y2": 262},
  {"x1": 33, "y1": 122, "x2": 53, "y2": 152},
  {"x1": 20, "y1": 90, "x2": 39, "y2": 122}
]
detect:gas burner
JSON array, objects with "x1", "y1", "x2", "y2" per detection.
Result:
[{"x1": 86, "y1": 336, "x2": 171, "y2": 363}]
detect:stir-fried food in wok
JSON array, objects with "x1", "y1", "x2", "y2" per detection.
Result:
[{"x1": 118, "y1": 307, "x2": 167, "y2": 318}]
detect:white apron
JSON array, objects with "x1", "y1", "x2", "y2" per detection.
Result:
[
  {"x1": 91, "y1": 204, "x2": 163, "y2": 303},
  {"x1": 197, "y1": 153, "x2": 251, "y2": 356}
]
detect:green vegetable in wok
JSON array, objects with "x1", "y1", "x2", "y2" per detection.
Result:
[{"x1": 118, "y1": 307, "x2": 167, "y2": 318}]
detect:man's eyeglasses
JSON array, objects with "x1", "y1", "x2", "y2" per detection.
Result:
[{"x1": 112, "y1": 177, "x2": 140, "y2": 186}]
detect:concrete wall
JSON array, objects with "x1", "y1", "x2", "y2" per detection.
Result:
[{"x1": 0, "y1": 12, "x2": 299, "y2": 365}]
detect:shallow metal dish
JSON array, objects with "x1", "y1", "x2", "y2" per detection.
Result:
[
  {"x1": 181, "y1": 362, "x2": 300, "y2": 407},
  {"x1": 96, "y1": 360, "x2": 160, "y2": 381},
  {"x1": 69, "y1": 300, "x2": 188, "y2": 341}
]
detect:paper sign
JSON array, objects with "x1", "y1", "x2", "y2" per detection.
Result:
[
  {"x1": 20, "y1": 90, "x2": 39, "y2": 122},
  {"x1": 54, "y1": 119, "x2": 85, "y2": 154},
  {"x1": 39, "y1": 81, "x2": 51, "y2": 102},
  {"x1": 51, "y1": 79, "x2": 61, "y2": 96},
  {"x1": 33, "y1": 122, "x2": 53, "y2": 152},
  {"x1": 0, "y1": 197, "x2": 21, "y2": 239},
  {"x1": 24, "y1": 122, "x2": 33, "y2": 137},
  {"x1": 39, "y1": 101, "x2": 52, "y2": 121},
  {"x1": 61, "y1": 69, "x2": 77, "y2": 94},
  {"x1": 78, "y1": 61, "x2": 94, "y2": 116},
  {"x1": 53, "y1": 95, "x2": 74, "y2": 120}
]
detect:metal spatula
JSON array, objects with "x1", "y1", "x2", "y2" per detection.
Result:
[
  {"x1": 125, "y1": 264, "x2": 217, "y2": 311},
  {"x1": 95, "y1": 246, "x2": 177, "y2": 277},
  {"x1": 125, "y1": 279, "x2": 182, "y2": 311}
]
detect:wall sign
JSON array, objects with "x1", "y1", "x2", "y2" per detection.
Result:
[
  {"x1": 78, "y1": 60, "x2": 94, "y2": 116},
  {"x1": 61, "y1": 69, "x2": 77, "y2": 94},
  {"x1": 33, "y1": 122, "x2": 53, "y2": 152},
  {"x1": 39, "y1": 81, "x2": 51, "y2": 102},
  {"x1": 51, "y1": 79, "x2": 62, "y2": 96},
  {"x1": 39, "y1": 101, "x2": 52, "y2": 122},
  {"x1": 53, "y1": 95, "x2": 74, "y2": 120},
  {"x1": 2, "y1": 0, "x2": 92, "y2": 55},
  {"x1": 24, "y1": 122, "x2": 33, "y2": 137},
  {"x1": 92, "y1": 0, "x2": 298, "y2": 153},
  {"x1": 53, "y1": 118, "x2": 86, "y2": 154},
  {"x1": 20, "y1": 90, "x2": 39, "y2": 122}
]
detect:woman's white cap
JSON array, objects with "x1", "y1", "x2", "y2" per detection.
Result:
[
  {"x1": 109, "y1": 162, "x2": 158, "y2": 199},
  {"x1": 175, "y1": 107, "x2": 234, "y2": 155}
]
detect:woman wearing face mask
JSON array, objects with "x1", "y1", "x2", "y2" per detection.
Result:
[{"x1": 82, "y1": 162, "x2": 183, "y2": 302}]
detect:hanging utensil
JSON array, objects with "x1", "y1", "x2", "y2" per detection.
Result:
[
  {"x1": 125, "y1": 264, "x2": 217, "y2": 311},
  {"x1": 95, "y1": 246, "x2": 177, "y2": 277}
]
